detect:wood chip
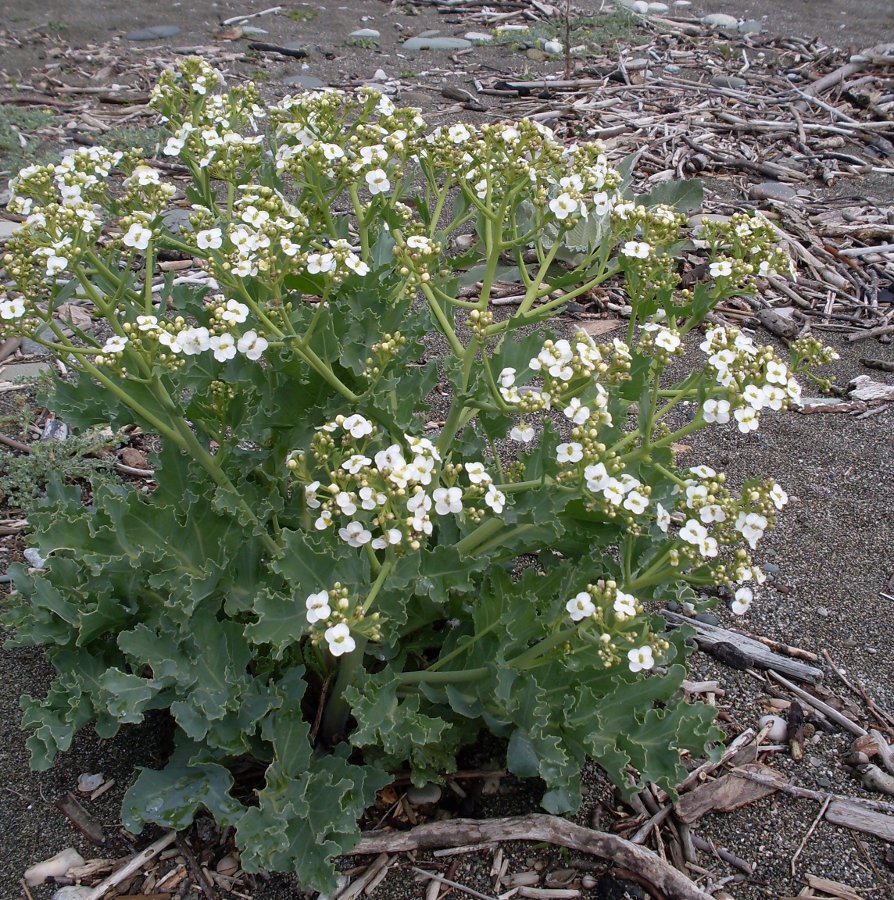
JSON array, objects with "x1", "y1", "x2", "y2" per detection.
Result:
[{"x1": 675, "y1": 763, "x2": 786, "y2": 824}]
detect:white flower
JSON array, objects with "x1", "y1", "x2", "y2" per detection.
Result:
[
  {"x1": 734, "y1": 406, "x2": 760, "y2": 433},
  {"x1": 196, "y1": 228, "x2": 223, "y2": 250},
  {"x1": 699, "y1": 535, "x2": 719, "y2": 558},
  {"x1": 556, "y1": 442, "x2": 583, "y2": 464},
  {"x1": 305, "y1": 590, "x2": 331, "y2": 624},
  {"x1": 44, "y1": 253, "x2": 67, "y2": 278},
  {"x1": 344, "y1": 254, "x2": 370, "y2": 276},
  {"x1": 509, "y1": 424, "x2": 535, "y2": 443},
  {"x1": 210, "y1": 333, "x2": 237, "y2": 362},
  {"x1": 709, "y1": 259, "x2": 733, "y2": 278},
  {"x1": 221, "y1": 299, "x2": 249, "y2": 325},
  {"x1": 736, "y1": 511, "x2": 768, "y2": 549},
  {"x1": 680, "y1": 519, "x2": 707, "y2": 545},
  {"x1": 686, "y1": 483, "x2": 708, "y2": 507},
  {"x1": 0, "y1": 297, "x2": 26, "y2": 320},
  {"x1": 375, "y1": 444, "x2": 406, "y2": 472},
  {"x1": 743, "y1": 384, "x2": 766, "y2": 410},
  {"x1": 484, "y1": 484, "x2": 505, "y2": 514},
  {"x1": 339, "y1": 521, "x2": 372, "y2": 547},
  {"x1": 628, "y1": 646, "x2": 655, "y2": 673},
  {"x1": 766, "y1": 360, "x2": 788, "y2": 385},
  {"x1": 769, "y1": 483, "x2": 788, "y2": 510},
  {"x1": 584, "y1": 463, "x2": 610, "y2": 493},
  {"x1": 614, "y1": 591, "x2": 638, "y2": 620},
  {"x1": 136, "y1": 314, "x2": 159, "y2": 332},
  {"x1": 699, "y1": 504, "x2": 726, "y2": 524},
  {"x1": 447, "y1": 123, "x2": 472, "y2": 144},
  {"x1": 305, "y1": 481, "x2": 322, "y2": 509},
  {"x1": 689, "y1": 465, "x2": 716, "y2": 479},
  {"x1": 359, "y1": 487, "x2": 385, "y2": 510},
  {"x1": 307, "y1": 252, "x2": 336, "y2": 275},
  {"x1": 320, "y1": 142, "x2": 344, "y2": 161},
  {"x1": 101, "y1": 335, "x2": 128, "y2": 354},
  {"x1": 623, "y1": 490, "x2": 649, "y2": 515},
  {"x1": 365, "y1": 168, "x2": 390, "y2": 195},
  {"x1": 563, "y1": 397, "x2": 590, "y2": 425},
  {"x1": 342, "y1": 454, "x2": 372, "y2": 475},
  {"x1": 656, "y1": 503, "x2": 670, "y2": 533},
  {"x1": 325, "y1": 623, "x2": 356, "y2": 657},
  {"x1": 335, "y1": 491, "x2": 358, "y2": 516},
  {"x1": 654, "y1": 330, "x2": 681, "y2": 353},
  {"x1": 549, "y1": 193, "x2": 579, "y2": 220},
  {"x1": 762, "y1": 385, "x2": 785, "y2": 411},
  {"x1": 343, "y1": 414, "x2": 373, "y2": 439},
  {"x1": 566, "y1": 591, "x2": 595, "y2": 622},
  {"x1": 465, "y1": 462, "x2": 491, "y2": 485},
  {"x1": 174, "y1": 326, "x2": 210, "y2": 356},
  {"x1": 237, "y1": 330, "x2": 268, "y2": 360},
  {"x1": 592, "y1": 191, "x2": 612, "y2": 216},
  {"x1": 433, "y1": 486, "x2": 463, "y2": 516},
  {"x1": 603, "y1": 479, "x2": 624, "y2": 506},
  {"x1": 406, "y1": 235, "x2": 433, "y2": 252},
  {"x1": 731, "y1": 586, "x2": 753, "y2": 615},
  {"x1": 498, "y1": 367, "x2": 516, "y2": 388},
  {"x1": 621, "y1": 241, "x2": 651, "y2": 259},
  {"x1": 314, "y1": 509, "x2": 333, "y2": 530},
  {"x1": 702, "y1": 398, "x2": 730, "y2": 424},
  {"x1": 122, "y1": 222, "x2": 153, "y2": 250}
]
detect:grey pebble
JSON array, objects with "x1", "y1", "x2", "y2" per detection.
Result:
[
  {"x1": 0, "y1": 219, "x2": 21, "y2": 240},
  {"x1": 739, "y1": 19, "x2": 763, "y2": 35},
  {"x1": 701, "y1": 13, "x2": 739, "y2": 30},
  {"x1": 281, "y1": 75, "x2": 327, "y2": 89},
  {"x1": 711, "y1": 74, "x2": 747, "y2": 89},
  {"x1": 126, "y1": 24, "x2": 181, "y2": 41},
  {"x1": 694, "y1": 612, "x2": 719, "y2": 626},
  {"x1": 350, "y1": 28, "x2": 381, "y2": 40},
  {"x1": 403, "y1": 36, "x2": 472, "y2": 51},
  {"x1": 406, "y1": 782, "x2": 442, "y2": 805},
  {"x1": 52, "y1": 888, "x2": 94, "y2": 900},
  {"x1": 748, "y1": 181, "x2": 799, "y2": 203},
  {"x1": 817, "y1": 606, "x2": 830, "y2": 617},
  {"x1": 763, "y1": 562, "x2": 780, "y2": 574},
  {"x1": 464, "y1": 32, "x2": 493, "y2": 43},
  {"x1": 24, "y1": 548, "x2": 47, "y2": 569}
]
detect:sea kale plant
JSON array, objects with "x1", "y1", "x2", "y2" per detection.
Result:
[{"x1": 1, "y1": 58, "x2": 836, "y2": 890}]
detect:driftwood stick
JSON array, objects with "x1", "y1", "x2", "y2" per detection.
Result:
[
  {"x1": 790, "y1": 796, "x2": 831, "y2": 875},
  {"x1": 353, "y1": 814, "x2": 713, "y2": 900},
  {"x1": 767, "y1": 670, "x2": 867, "y2": 737},
  {"x1": 83, "y1": 831, "x2": 177, "y2": 900}
]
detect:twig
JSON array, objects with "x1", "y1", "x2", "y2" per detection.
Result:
[
  {"x1": 790, "y1": 796, "x2": 831, "y2": 875},
  {"x1": 83, "y1": 830, "x2": 177, "y2": 900},
  {"x1": 767, "y1": 670, "x2": 867, "y2": 737},
  {"x1": 0, "y1": 431, "x2": 31, "y2": 453},
  {"x1": 354, "y1": 815, "x2": 713, "y2": 900},
  {"x1": 176, "y1": 834, "x2": 217, "y2": 900},
  {"x1": 412, "y1": 866, "x2": 498, "y2": 900},
  {"x1": 630, "y1": 804, "x2": 673, "y2": 845}
]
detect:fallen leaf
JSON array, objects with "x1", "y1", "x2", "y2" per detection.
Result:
[
  {"x1": 582, "y1": 319, "x2": 622, "y2": 337},
  {"x1": 675, "y1": 763, "x2": 786, "y2": 823}
]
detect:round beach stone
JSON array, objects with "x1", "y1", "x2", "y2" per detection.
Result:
[
  {"x1": 748, "y1": 181, "x2": 799, "y2": 203},
  {"x1": 126, "y1": 24, "x2": 181, "y2": 41},
  {"x1": 402, "y1": 36, "x2": 472, "y2": 51},
  {"x1": 701, "y1": 13, "x2": 739, "y2": 30}
]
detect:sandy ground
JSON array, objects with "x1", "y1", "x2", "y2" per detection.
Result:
[{"x1": 1, "y1": 0, "x2": 894, "y2": 897}]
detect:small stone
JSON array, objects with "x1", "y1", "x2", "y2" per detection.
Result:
[
  {"x1": 281, "y1": 75, "x2": 327, "y2": 89},
  {"x1": 162, "y1": 208, "x2": 192, "y2": 235},
  {"x1": 495, "y1": 24, "x2": 529, "y2": 32},
  {"x1": 817, "y1": 776, "x2": 832, "y2": 788},
  {"x1": 350, "y1": 28, "x2": 381, "y2": 40},
  {"x1": 41, "y1": 419, "x2": 69, "y2": 442},
  {"x1": 701, "y1": 13, "x2": 739, "y2": 30},
  {"x1": 77, "y1": 773, "x2": 105, "y2": 793},
  {"x1": 543, "y1": 39, "x2": 563, "y2": 55},
  {"x1": 417, "y1": 29, "x2": 441, "y2": 38},
  {"x1": 664, "y1": 63, "x2": 681, "y2": 73},
  {"x1": 464, "y1": 32, "x2": 493, "y2": 43},
  {"x1": 759, "y1": 715, "x2": 788, "y2": 742},
  {"x1": 373, "y1": 68, "x2": 389, "y2": 81},
  {"x1": 647, "y1": 2, "x2": 669, "y2": 12},
  {"x1": 625, "y1": 57, "x2": 650, "y2": 71},
  {"x1": 0, "y1": 219, "x2": 21, "y2": 241},
  {"x1": 748, "y1": 181, "x2": 798, "y2": 203},
  {"x1": 25, "y1": 849, "x2": 85, "y2": 887},
  {"x1": 808, "y1": 756, "x2": 823, "y2": 768},
  {"x1": 526, "y1": 48, "x2": 548, "y2": 61},
  {"x1": 121, "y1": 448, "x2": 149, "y2": 469},
  {"x1": 632, "y1": 0, "x2": 649, "y2": 11},
  {"x1": 763, "y1": 562, "x2": 780, "y2": 574},
  {"x1": 216, "y1": 854, "x2": 239, "y2": 876},
  {"x1": 407, "y1": 782, "x2": 442, "y2": 805},
  {"x1": 125, "y1": 24, "x2": 181, "y2": 41},
  {"x1": 673, "y1": 0, "x2": 691, "y2": 5},
  {"x1": 739, "y1": 19, "x2": 763, "y2": 35},
  {"x1": 240, "y1": 26, "x2": 268, "y2": 36},
  {"x1": 52, "y1": 888, "x2": 94, "y2": 900},
  {"x1": 23, "y1": 548, "x2": 47, "y2": 569},
  {"x1": 402, "y1": 36, "x2": 472, "y2": 51},
  {"x1": 817, "y1": 606, "x2": 830, "y2": 617},
  {"x1": 711, "y1": 74, "x2": 747, "y2": 89},
  {"x1": 693, "y1": 612, "x2": 719, "y2": 626}
]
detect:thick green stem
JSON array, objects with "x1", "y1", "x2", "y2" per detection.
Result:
[{"x1": 319, "y1": 637, "x2": 368, "y2": 745}]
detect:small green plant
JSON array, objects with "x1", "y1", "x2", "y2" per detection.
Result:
[
  {"x1": 0, "y1": 105, "x2": 58, "y2": 174},
  {"x1": 0, "y1": 430, "x2": 116, "y2": 510},
  {"x1": 284, "y1": 6, "x2": 318, "y2": 22},
  {"x1": 1, "y1": 58, "x2": 836, "y2": 893}
]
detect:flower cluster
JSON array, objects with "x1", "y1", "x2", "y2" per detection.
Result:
[{"x1": 287, "y1": 416, "x2": 506, "y2": 554}]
